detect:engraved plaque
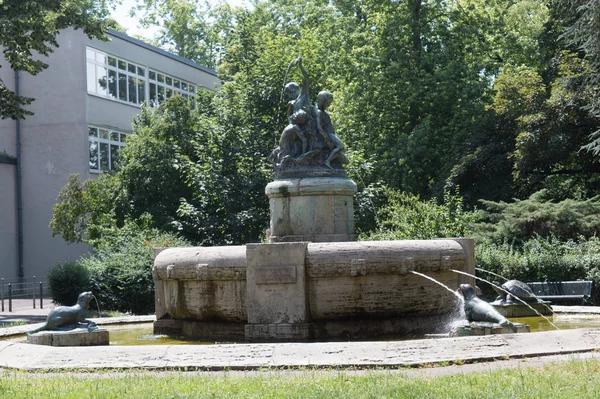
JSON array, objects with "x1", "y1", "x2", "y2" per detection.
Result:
[{"x1": 255, "y1": 265, "x2": 297, "y2": 284}]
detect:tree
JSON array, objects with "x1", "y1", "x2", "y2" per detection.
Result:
[
  {"x1": 131, "y1": 0, "x2": 234, "y2": 69},
  {"x1": 0, "y1": 0, "x2": 117, "y2": 119},
  {"x1": 51, "y1": 95, "x2": 271, "y2": 246},
  {"x1": 558, "y1": 0, "x2": 600, "y2": 155}
]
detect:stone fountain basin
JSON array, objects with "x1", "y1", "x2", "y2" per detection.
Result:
[{"x1": 153, "y1": 239, "x2": 476, "y2": 341}]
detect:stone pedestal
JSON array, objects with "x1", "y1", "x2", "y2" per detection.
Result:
[
  {"x1": 491, "y1": 301, "x2": 553, "y2": 318},
  {"x1": 266, "y1": 177, "x2": 357, "y2": 243},
  {"x1": 246, "y1": 242, "x2": 310, "y2": 342},
  {"x1": 450, "y1": 322, "x2": 530, "y2": 337},
  {"x1": 27, "y1": 328, "x2": 109, "y2": 346}
]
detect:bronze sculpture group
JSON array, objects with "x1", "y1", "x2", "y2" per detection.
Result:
[{"x1": 269, "y1": 57, "x2": 347, "y2": 174}]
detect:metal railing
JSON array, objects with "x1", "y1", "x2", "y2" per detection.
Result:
[{"x1": 1, "y1": 276, "x2": 47, "y2": 312}]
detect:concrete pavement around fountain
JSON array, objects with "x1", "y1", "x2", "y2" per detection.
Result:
[{"x1": 3, "y1": 303, "x2": 600, "y2": 372}]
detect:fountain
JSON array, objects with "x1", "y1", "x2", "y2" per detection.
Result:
[{"x1": 152, "y1": 58, "x2": 476, "y2": 342}]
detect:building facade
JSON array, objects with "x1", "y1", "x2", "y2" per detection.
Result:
[{"x1": 0, "y1": 29, "x2": 220, "y2": 283}]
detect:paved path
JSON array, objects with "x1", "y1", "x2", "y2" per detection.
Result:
[
  {"x1": 2, "y1": 327, "x2": 600, "y2": 372},
  {"x1": 2, "y1": 303, "x2": 600, "y2": 373}
]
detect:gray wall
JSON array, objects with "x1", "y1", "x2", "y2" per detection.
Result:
[{"x1": 0, "y1": 28, "x2": 220, "y2": 282}]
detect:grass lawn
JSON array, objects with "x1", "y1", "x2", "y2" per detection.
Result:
[{"x1": 1, "y1": 358, "x2": 600, "y2": 398}]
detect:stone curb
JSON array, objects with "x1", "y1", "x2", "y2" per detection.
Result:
[
  {"x1": 1, "y1": 328, "x2": 600, "y2": 372},
  {"x1": 0, "y1": 315, "x2": 156, "y2": 338}
]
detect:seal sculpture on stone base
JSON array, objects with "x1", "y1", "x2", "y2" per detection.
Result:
[
  {"x1": 458, "y1": 284, "x2": 516, "y2": 332},
  {"x1": 28, "y1": 291, "x2": 97, "y2": 334}
]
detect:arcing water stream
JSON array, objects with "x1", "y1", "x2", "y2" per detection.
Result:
[{"x1": 450, "y1": 269, "x2": 560, "y2": 330}]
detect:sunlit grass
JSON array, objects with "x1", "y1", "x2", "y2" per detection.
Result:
[
  {"x1": 1, "y1": 358, "x2": 600, "y2": 398},
  {"x1": 0, "y1": 321, "x2": 27, "y2": 329}
]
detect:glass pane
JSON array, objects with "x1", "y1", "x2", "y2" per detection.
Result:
[
  {"x1": 110, "y1": 144, "x2": 121, "y2": 170},
  {"x1": 174, "y1": 79, "x2": 180, "y2": 89},
  {"x1": 108, "y1": 57, "x2": 116, "y2": 67},
  {"x1": 110, "y1": 131, "x2": 119, "y2": 141},
  {"x1": 149, "y1": 71, "x2": 156, "y2": 80},
  {"x1": 166, "y1": 88, "x2": 173, "y2": 99},
  {"x1": 166, "y1": 76, "x2": 172, "y2": 85},
  {"x1": 108, "y1": 70, "x2": 117, "y2": 98},
  {"x1": 96, "y1": 52, "x2": 105, "y2": 63},
  {"x1": 120, "y1": 133, "x2": 127, "y2": 143},
  {"x1": 157, "y1": 73, "x2": 164, "y2": 83},
  {"x1": 88, "y1": 127, "x2": 98, "y2": 137},
  {"x1": 189, "y1": 85, "x2": 195, "y2": 93},
  {"x1": 128, "y1": 76, "x2": 137, "y2": 103},
  {"x1": 89, "y1": 140, "x2": 99, "y2": 170},
  {"x1": 138, "y1": 79, "x2": 145, "y2": 103},
  {"x1": 86, "y1": 62, "x2": 95, "y2": 93},
  {"x1": 100, "y1": 129, "x2": 109, "y2": 139},
  {"x1": 158, "y1": 86, "x2": 165, "y2": 102},
  {"x1": 181, "y1": 82, "x2": 187, "y2": 91},
  {"x1": 118, "y1": 60, "x2": 126, "y2": 70},
  {"x1": 149, "y1": 83, "x2": 156, "y2": 103},
  {"x1": 86, "y1": 48, "x2": 95, "y2": 60},
  {"x1": 137, "y1": 66, "x2": 145, "y2": 77},
  {"x1": 128, "y1": 63, "x2": 136, "y2": 74},
  {"x1": 96, "y1": 66, "x2": 107, "y2": 95},
  {"x1": 118, "y1": 72, "x2": 127, "y2": 101},
  {"x1": 100, "y1": 142, "x2": 109, "y2": 171}
]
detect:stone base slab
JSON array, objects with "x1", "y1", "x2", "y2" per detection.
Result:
[
  {"x1": 450, "y1": 322, "x2": 530, "y2": 337},
  {"x1": 27, "y1": 328, "x2": 109, "y2": 346},
  {"x1": 491, "y1": 302, "x2": 553, "y2": 318},
  {"x1": 245, "y1": 323, "x2": 312, "y2": 342}
]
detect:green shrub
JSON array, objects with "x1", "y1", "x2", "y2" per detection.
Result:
[
  {"x1": 79, "y1": 217, "x2": 190, "y2": 314},
  {"x1": 476, "y1": 236, "x2": 600, "y2": 304},
  {"x1": 47, "y1": 261, "x2": 90, "y2": 305},
  {"x1": 360, "y1": 187, "x2": 475, "y2": 240},
  {"x1": 473, "y1": 190, "x2": 600, "y2": 244}
]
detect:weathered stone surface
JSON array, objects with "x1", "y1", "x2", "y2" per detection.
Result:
[
  {"x1": 245, "y1": 323, "x2": 312, "y2": 342},
  {"x1": 246, "y1": 243, "x2": 308, "y2": 325},
  {"x1": 153, "y1": 239, "x2": 476, "y2": 341},
  {"x1": 492, "y1": 302, "x2": 553, "y2": 317},
  {"x1": 27, "y1": 328, "x2": 109, "y2": 346},
  {"x1": 153, "y1": 246, "x2": 247, "y2": 323},
  {"x1": 450, "y1": 322, "x2": 530, "y2": 337},
  {"x1": 5, "y1": 328, "x2": 600, "y2": 371},
  {"x1": 266, "y1": 177, "x2": 357, "y2": 243}
]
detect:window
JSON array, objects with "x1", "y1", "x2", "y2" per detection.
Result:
[
  {"x1": 148, "y1": 69, "x2": 196, "y2": 107},
  {"x1": 86, "y1": 48, "x2": 146, "y2": 106},
  {"x1": 86, "y1": 47, "x2": 198, "y2": 109},
  {"x1": 88, "y1": 126, "x2": 128, "y2": 172}
]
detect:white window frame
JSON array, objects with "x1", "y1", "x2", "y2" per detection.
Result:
[
  {"x1": 88, "y1": 126, "x2": 128, "y2": 173},
  {"x1": 148, "y1": 69, "x2": 197, "y2": 108},
  {"x1": 86, "y1": 46, "x2": 199, "y2": 109},
  {"x1": 86, "y1": 47, "x2": 147, "y2": 106}
]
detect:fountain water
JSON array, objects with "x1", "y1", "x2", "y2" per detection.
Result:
[{"x1": 451, "y1": 269, "x2": 559, "y2": 330}]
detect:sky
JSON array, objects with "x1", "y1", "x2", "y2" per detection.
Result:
[{"x1": 110, "y1": 0, "x2": 251, "y2": 38}]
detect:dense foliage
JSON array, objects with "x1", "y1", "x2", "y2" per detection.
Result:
[
  {"x1": 473, "y1": 191, "x2": 600, "y2": 244},
  {"x1": 360, "y1": 188, "x2": 475, "y2": 241},
  {"x1": 49, "y1": 217, "x2": 189, "y2": 314},
  {"x1": 47, "y1": 261, "x2": 90, "y2": 306},
  {"x1": 477, "y1": 236, "x2": 600, "y2": 303},
  {"x1": 51, "y1": 96, "x2": 270, "y2": 246}
]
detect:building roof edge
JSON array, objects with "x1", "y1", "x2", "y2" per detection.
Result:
[{"x1": 106, "y1": 29, "x2": 219, "y2": 77}]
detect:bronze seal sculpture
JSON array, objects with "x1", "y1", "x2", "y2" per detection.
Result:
[
  {"x1": 29, "y1": 291, "x2": 97, "y2": 334},
  {"x1": 458, "y1": 284, "x2": 516, "y2": 331}
]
